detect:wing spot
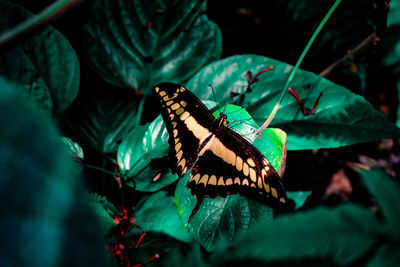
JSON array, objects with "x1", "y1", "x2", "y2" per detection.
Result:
[
  {"x1": 191, "y1": 173, "x2": 201, "y2": 183},
  {"x1": 236, "y1": 156, "x2": 243, "y2": 171},
  {"x1": 166, "y1": 100, "x2": 173, "y2": 106},
  {"x1": 159, "y1": 91, "x2": 166, "y2": 97},
  {"x1": 180, "y1": 111, "x2": 190, "y2": 121},
  {"x1": 163, "y1": 93, "x2": 178, "y2": 101},
  {"x1": 249, "y1": 168, "x2": 256, "y2": 182},
  {"x1": 257, "y1": 177, "x2": 263, "y2": 189},
  {"x1": 180, "y1": 87, "x2": 185, "y2": 92},
  {"x1": 242, "y1": 179, "x2": 249, "y2": 186},
  {"x1": 167, "y1": 108, "x2": 171, "y2": 113},
  {"x1": 176, "y1": 150, "x2": 183, "y2": 162},
  {"x1": 208, "y1": 175, "x2": 217, "y2": 185},
  {"x1": 174, "y1": 137, "x2": 179, "y2": 144},
  {"x1": 226, "y1": 178, "x2": 233, "y2": 185},
  {"x1": 169, "y1": 114, "x2": 175, "y2": 120},
  {"x1": 175, "y1": 142, "x2": 182, "y2": 152},
  {"x1": 280, "y1": 197, "x2": 286, "y2": 203},
  {"x1": 247, "y1": 158, "x2": 256, "y2": 167},
  {"x1": 152, "y1": 172, "x2": 162, "y2": 182},
  {"x1": 171, "y1": 103, "x2": 180, "y2": 110},
  {"x1": 263, "y1": 182, "x2": 270, "y2": 193},
  {"x1": 261, "y1": 169, "x2": 267, "y2": 179},
  {"x1": 251, "y1": 183, "x2": 256, "y2": 188},
  {"x1": 271, "y1": 187, "x2": 278, "y2": 198},
  {"x1": 178, "y1": 158, "x2": 185, "y2": 169},
  {"x1": 173, "y1": 129, "x2": 178, "y2": 137},
  {"x1": 199, "y1": 175, "x2": 209, "y2": 186},
  {"x1": 217, "y1": 177, "x2": 225, "y2": 185},
  {"x1": 234, "y1": 177, "x2": 241, "y2": 185},
  {"x1": 176, "y1": 107, "x2": 184, "y2": 115},
  {"x1": 171, "y1": 121, "x2": 177, "y2": 128},
  {"x1": 243, "y1": 162, "x2": 249, "y2": 177},
  {"x1": 180, "y1": 101, "x2": 187, "y2": 107},
  {"x1": 155, "y1": 87, "x2": 160, "y2": 93}
]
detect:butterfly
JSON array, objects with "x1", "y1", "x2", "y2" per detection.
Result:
[{"x1": 153, "y1": 82, "x2": 289, "y2": 221}]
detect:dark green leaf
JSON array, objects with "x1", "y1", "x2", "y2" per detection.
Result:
[
  {"x1": 175, "y1": 105, "x2": 283, "y2": 251},
  {"x1": 88, "y1": 193, "x2": 118, "y2": 243},
  {"x1": 0, "y1": 0, "x2": 80, "y2": 117},
  {"x1": 212, "y1": 204, "x2": 380, "y2": 266},
  {"x1": 84, "y1": 0, "x2": 221, "y2": 92},
  {"x1": 357, "y1": 168, "x2": 400, "y2": 239},
  {"x1": 63, "y1": 88, "x2": 138, "y2": 153},
  {"x1": 0, "y1": 77, "x2": 107, "y2": 266},
  {"x1": 186, "y1": 54, "x2": 400, "y2": 150},
  {"x1": 134, "y1": 191, "x2": 192, "y2": 242}
]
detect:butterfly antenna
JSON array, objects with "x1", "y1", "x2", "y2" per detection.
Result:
[
  {"x1": 209, "y1": 84, "x2": 223, "y2": 116},
  {"x1": 257, "y1": 0, "x2": 343, "y2": 134}
]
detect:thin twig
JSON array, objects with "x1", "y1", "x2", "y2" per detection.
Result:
[
  {"x1": 0, "y1": 0, "x2": 85, "y2": 51},
  {"x1": 319, "y1": 0, "x2": 390, "y2": 77}
]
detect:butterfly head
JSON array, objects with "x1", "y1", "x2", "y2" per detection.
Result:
[{"x1": 216, "y1": 113, "x2": 228, "y2": 128}]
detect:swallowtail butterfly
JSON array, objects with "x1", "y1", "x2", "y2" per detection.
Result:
[{"x1": 153, "y1": 83, "x2": 288, "y2": 220}]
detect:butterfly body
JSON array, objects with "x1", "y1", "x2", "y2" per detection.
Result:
[{"x1": 153, "y1": 83, "x2": 288, "y2": 219}]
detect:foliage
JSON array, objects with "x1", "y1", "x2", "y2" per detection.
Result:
[{"x1": 1, "y1": 0, "x2": 400, "y2": 266}]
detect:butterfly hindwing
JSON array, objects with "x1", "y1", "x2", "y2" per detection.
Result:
[
  {"x1": 188, "y1": 125, "x2": 287, "y2": 207},
  {"x1": 153, "y1": 83, "x2": 215, "y2": 177}
]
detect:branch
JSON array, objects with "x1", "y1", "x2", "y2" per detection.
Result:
[
  {"x1": 319, "y1": 32, "x2": 381, "y2": 77},
  {"x1": 319, "y1": 0, "x2": 390, "y2": 78},
  {"x1": 0, "y1": 0, "x2": 85, "y2": 51}
]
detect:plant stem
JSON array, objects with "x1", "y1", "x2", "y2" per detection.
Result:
[
  {"x1": 85, "y1": 163, "x2": 122, "y2": 177},
  {"x1": 0, "y1": 0, "x2": 85, "y2": 51},
  {"x1": 257, "y1": 0, "x2": 343, "y2": 134}
]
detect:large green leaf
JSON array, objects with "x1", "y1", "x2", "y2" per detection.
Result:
[
  {"x1": 186, "y1": 54, "x2": 400, "y2": 150},
  {"x1": 358, "y1": 168, "x2": 400, "y2": 240},
  {"x1": 134, "y1": 191, "x2": 192, "y2": 242},
  {"x1": 117, "y1": 100, "x2": 217, "y2": 191},
  {"x1": 211, "y1": 204, "x2": 380, "y2": 266},
  {"x1": 63, "y1": 88, "x2": 138, "y2": 153},
  {"x1": 83, "y1": 0, "x2": 221, "y2": 92},
  {"x1": 0, "y1": 0, "x2": 80, "y2": 117},
  {"x1": 0, "y1": 77, "x2": 107, "y2": 266},
  {"x1": 175, "y1": 105, "x2": 285, "y2": 252}
]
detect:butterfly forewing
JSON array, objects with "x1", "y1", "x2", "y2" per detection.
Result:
[{"x1": 153, "y1": 83, "x2": 215, "y2": 177}]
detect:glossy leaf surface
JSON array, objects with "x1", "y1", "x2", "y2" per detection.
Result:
[
  {"x1": 186, "y1": 54, "x2": 400, "y2": 150},
  {"x1": 84, "y1": 0, "x2": 221, "y2": 92},
  {"x1": 0, "y1": 1, "x2": 80, "y2": 117}
]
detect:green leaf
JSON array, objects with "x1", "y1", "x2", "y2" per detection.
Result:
[
  {"x1": 0, "y1": 77, "x2": 107, "y2": 266},
  {"x1": 357, "y1": 168, "x2": 400, "y2": 239},
  {"x1": 83, "y1": 0, "x2": 221, "y2": 92},
  {"x1": 186, "y1": 54, "x2": 400, "y2": 150},
  {"x1": 61, "y1": 137, "x2": 84, "y2": 173},
  {"x1": 88, "y1": 193, "x2": 118, "y2": 243},
  {"x1": 287, "y1": 191, "x2": 312, "y2": 209},
  {"x1": 63, "y1": 88, "x2": 138, "y2": 153},
  {"x1": 174, "y1": 105, "x2": 284, "y2": 251},
  {"x1": 117, "y1": 100, "x2": 217, "y2": 191},
  {"x1": 212, "y1": 204, "x2": 380, "y2": 266},
  {"x1": 0, "y1": 0, "x2": 80, "y2": 117},
  {"x1": 134, "y1": 191, "x2": 192, "y2": 242}
]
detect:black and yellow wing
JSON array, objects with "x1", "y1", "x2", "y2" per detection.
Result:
[
  {"x1": 187, "y1": 123, "x2": 287, "y2": 208},
  {"x1": 153, "y1": 82, "x2": 288, "y2": 220},
  {"x1": 153, "y1": 82, "x2": 215, "y2": 177}
]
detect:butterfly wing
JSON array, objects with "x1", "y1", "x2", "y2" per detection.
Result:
[
  {"x1": 153, "y1": 83, "x2": 215, "y2": 177},
  {"x1": 187, "y1": 125, "x2": 288, "y2": 209}
]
